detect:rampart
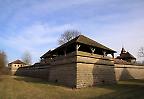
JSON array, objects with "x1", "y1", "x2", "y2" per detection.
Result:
[
  {"x1": 115, "y1": 64, "x2": 144, "y2": 80},
  {"x1": 15, "y1": 51, "x2": 144, "y2": 88}
]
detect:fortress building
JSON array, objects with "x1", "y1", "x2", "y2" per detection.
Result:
[
  {"x1": 14, "y1": 35, "x2": 144, "y2": 88},
  {"x1": 16, "y1": 35, "x2": 117, "y2": 88}
]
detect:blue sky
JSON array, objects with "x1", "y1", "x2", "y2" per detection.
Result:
[{"x1": 0, "y1": 0, "x2": 144, "y2": 63}]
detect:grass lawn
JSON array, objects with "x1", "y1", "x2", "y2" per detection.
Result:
[{"x1": 0, "y1": 75, "x2": 144, "y2": 99}]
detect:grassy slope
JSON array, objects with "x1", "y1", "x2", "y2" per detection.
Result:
[{"x1": 0, "y1": 75, "x2": 144, "y2": 99}]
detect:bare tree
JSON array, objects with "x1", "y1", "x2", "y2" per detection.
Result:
[
  {"x1": 22, "y1": 51, "x2": 32, "y2": 65},
  {"x1": 138, "y1": 47, "x2": 144, "y2": 65},
  {"x1": 0, "y1": 51, "x2": 7, "y2": 69},
  {"x1": 58, "y1": 30, "x2": 81, "y2": 45},
  {"x1": 138, "y1": 47, "x2": 144, "y2": 57},
  {"x1": 0, "y1": 51, "x2": 8, "y2": 75}
]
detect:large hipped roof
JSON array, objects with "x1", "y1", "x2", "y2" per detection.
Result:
[
  {"x1": 41, "y1": 35, "x2": 116, "y2": 58},
  {"x1": 53, "y1": 35, "x2": 116, "y2": 52}
]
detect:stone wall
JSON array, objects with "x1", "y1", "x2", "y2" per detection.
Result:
[
  {"x1": 49, "y1": 63, "x2": 76, "y2": 87},
  {"x1": 16, "y1": 52, "x2": 77, "y2": 87},
  {"x1": 15, "y1": 51, "x2": 144, "y2": 88},
  {"x1": 76, "y1": 51, "x2": 116, "y2": 88},
  {"x1": 16, "y1": 65, "x2": 50, "y2": 79},
  {"x1": 115, "y1": 64, "x2": 144, "y2": 80},
  {"x1": 48, "y1": 52, "x2": 77, "y2": 87}
]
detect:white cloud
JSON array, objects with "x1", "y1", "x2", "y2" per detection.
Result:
[
  {"x1": 2, "y1": 23, "x2": 76, "y2": 63},
  {"x1": 1, "y1": 0, "x2": 144, "y2": 63}
]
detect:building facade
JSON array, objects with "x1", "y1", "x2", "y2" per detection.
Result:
[{"x1": 8, "y1": 60, "x2": 26, "y2": 75}]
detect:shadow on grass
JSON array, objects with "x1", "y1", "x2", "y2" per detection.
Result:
[
  {"x1": 13, "y1": 76, "x2": 71, "y2": 88},
  {"x1": 88, "y1": 80, "x2": 144, "y2": 99},
  {"x1": 13, "y1": 76, "x2": 144, "y2": 99}
]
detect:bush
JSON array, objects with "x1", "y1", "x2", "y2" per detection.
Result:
[{"x1": 0, "y1": 67, "x2": 10, "y2": 75}]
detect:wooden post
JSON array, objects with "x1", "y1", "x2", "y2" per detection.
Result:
[
  {"x1": 76, "y1": 44, "x2": 81, "y2": 51},
  {"x1": 103, "y1": 51, "x2": 106, "y2": 57},
  {"x1": 90, "y1": 47, "x2": 95, "y2": 54},
  {"x1": 111, "y1": 53, "x2": 114, "y2": 58},
  {"x1": 64, "y1": 48, "x2": 67, "y2": 56}
]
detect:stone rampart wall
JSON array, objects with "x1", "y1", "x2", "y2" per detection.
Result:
[
  {"x1": 76, "y1": 51, "x2": 116, "y2": 88},
  {"x1": 16, "y1": 65, "x2": 50, "y2": 79},
  {"x1": 15, "y1": 51, "x2": 144, "y2": 88},
  {"x1": 115, "y1": 64, "x2": 144, "y2": 80},
  {"x1": 16, "y1": 52, "x2": 77, "y2": 87},
  {"x1": 49, "y1": 63, "x2": 76, "y2": 87}
]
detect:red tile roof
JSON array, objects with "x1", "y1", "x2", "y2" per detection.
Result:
[{"x1": 9, "y1": 60, "x2": 26, "y2": 65}]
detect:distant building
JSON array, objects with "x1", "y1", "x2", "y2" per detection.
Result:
[
  {"x1": 8, "y1": 60, "x2": 26, "y2": 75},
  {"x1": 116, "y1": 48, "x2": 136, "y2": 63}
]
